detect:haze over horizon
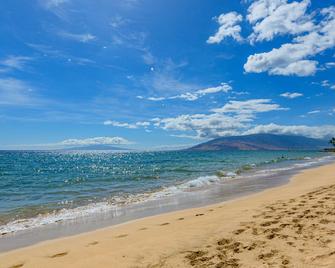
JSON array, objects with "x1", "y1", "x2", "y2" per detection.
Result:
[{"x1": 1, "y1": 0, "x2": 335, "y2": 150}]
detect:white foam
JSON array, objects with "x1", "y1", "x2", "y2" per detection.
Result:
[
  {"x1": 1, "y1": 154, "x2": 334, "y2": 235},
  {"x1": 0, "y1": 202, "x2": 118, "y2": 235}
]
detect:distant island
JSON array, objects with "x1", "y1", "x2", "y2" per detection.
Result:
[{"x1": 187, "y1": 134, "x2": 329, "y2": 151}]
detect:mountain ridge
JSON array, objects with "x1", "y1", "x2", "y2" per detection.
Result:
[{"x1": 187, "y1": 134, "x2": 328, "y2": 151}]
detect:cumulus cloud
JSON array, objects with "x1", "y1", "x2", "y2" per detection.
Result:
[
  {"x1": 244, "y1": 123, "x2": 335, "y2": 139},
  {"x1": 59, "y1": 136, "x2": 131, "y2": 146},
  {"x1": 280, "y1": 92, "x2": 303, "y2": 99},
  {"x1": 150, "y1": 98, "x2": 335, "y2": 140},
  {"x1": 143, "y1": 83, "x2": 232, "y2": 102},
  {"x1": 154, "y1": 99, "x2": 288, "y2": 139},
  {"x1": 154, "y1": 113, "x2": 247, "y2": 139},
  {"x1": 248, "y1": 0, "x2": 314, "y2": 43},
  {"x1": 158, "y1": 115, "x2": 335, "y2": 140},
  {"x1": 207, "y1": 12, "x2": 243, "y2": 44},
  {"x1": 244, "y1": 6, "x2": 335, "y2": 76},
  {"x1": 59, "y1": 32, "x2": 96, "y2": 43},
  {"x1": 212, "y1": 99, "x2": 287, "y2": 114},
  {"x1": 247, "y1": 0, "x2": 284, "y2": 24},
  {"x1": 208, "y1": 1, "x2": 334, "y2": 76},
  {"x1": 103, "y1": 120, "x2": 150, "y2": 129}
]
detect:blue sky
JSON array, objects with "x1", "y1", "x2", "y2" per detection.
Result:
[{"x1": 0, "y1": 0, "x2": 335, "y2": 150}]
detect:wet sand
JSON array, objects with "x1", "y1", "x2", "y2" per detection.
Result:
[{"x1": 1, "y1": 163, "x2": 335, "y2": 267}]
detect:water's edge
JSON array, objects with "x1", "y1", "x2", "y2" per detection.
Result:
[{"x1": 0, "y1": 154, "x2": 334, "y2": 253}]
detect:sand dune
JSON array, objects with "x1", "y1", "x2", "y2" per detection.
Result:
[{"x1": 1, "y1": 163, "x2": 335, "y2": 268}]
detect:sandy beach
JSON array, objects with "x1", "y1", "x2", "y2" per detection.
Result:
[{"x1": 1, "y1": 162, "x2": 335, "y2": 268}]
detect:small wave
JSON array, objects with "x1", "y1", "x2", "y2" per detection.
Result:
[
  {"x1": 179, "y1": 175, "x2": 222, "y2": 188},
  {"x1": 0, "y1": 202, "x2": 118, "y2": 235},
  {"x1": 216, "y1": 170, "x2": 238, "y2": 178},
  {"x1": 1, "y1": 154, "x2": 334, "y2": 235}
]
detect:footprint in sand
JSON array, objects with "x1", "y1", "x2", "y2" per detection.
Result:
[
  {"x1": 160, "y1": 222, "x2": 170, "y2": 226},
  {"x1": 232, "y1": 229, "x2": 245, "y2": 235},
  {"x1": 177, "y1": 217, "x2": 184, "y2": 221},
  {"x1": 195, "y1": 213, "x2": 204, "y2": 217},
  {"x1": 9, "y1": 264, "x2": 24, "y2": 268},
  {"x1": 115, "y1": 234, "x2": 128, "y2": 238},
  {"x1": 49, "y1": 251, "x2": 68, "y2": 258},
  {"x1": 87, "y1": 241, "x2": 99, "y2": 246},
  {"x1": 139, "y1": 227, "x2": 148, "y2": 230},
  {"x1": 258, "y1": 249, "x2": 279, "y2": 261}
]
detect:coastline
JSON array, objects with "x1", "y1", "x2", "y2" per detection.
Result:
[
  {"x1": 1, "y1": 161, "x2": 335, "y2": 267},
  {"x1": 0, "y1": 153, "x2": 333, "y2": 252}
]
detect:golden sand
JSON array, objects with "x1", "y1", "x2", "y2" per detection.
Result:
[{"x1": 1, "y1": 163, "x2": 335, "y2": 268}]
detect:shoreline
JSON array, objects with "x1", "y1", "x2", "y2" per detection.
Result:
[
  {"x1": 0, "y1": 154, "x2": 333, "y2": 252},
  {"x1": 1, "y1": 161, "x2": 335, "y2": 267}
]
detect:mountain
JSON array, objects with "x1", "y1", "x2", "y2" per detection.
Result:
[
  {"x1": 188, "y1": 134, "x2": 328, "y2": 151},
  {"x1": 61, "y1": 144, "x2": 131, "y2": 151}
]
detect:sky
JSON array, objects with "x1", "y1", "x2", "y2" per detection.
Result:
[{"x1": 0, "y1": 0, "x2": 335, "y2": 150}]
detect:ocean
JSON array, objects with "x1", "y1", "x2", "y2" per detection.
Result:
[{"x1": 0, "y1": 150, "x2": 334, "y2": 238}]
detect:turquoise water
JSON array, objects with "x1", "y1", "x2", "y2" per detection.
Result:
[{"x1": 0, "y1": 150, "x2": 331, "y2": 234}]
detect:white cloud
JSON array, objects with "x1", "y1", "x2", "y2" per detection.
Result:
[
  {"x1": 59, "y1": 32, "x2": 96, "y2": 43},
  {"x1": 244, "y1": 6, "x2": 335, "y2": 76},
  {"x1": 44, "y1": 0, "x2": 69, "y2": 8},
  {"x1": 321, "y1": 80, "x2": 330, "y2": 87},
  {"x1": 212, "y1": 99, "x2": 287, "y2": 114},
  {"x1": 321, "y1": 80, "x2": 335, "y2": 90},
  {"x1": 280, "y1": 92, "x2": 303, "y2": 99},
  {"x1": 143, "y1": 83, "x2": 232, "y2": 102},
  {"x1": 28, "y1": 43, "x2": 95, "y2": 66},
  {"x1": 247, "y1": 0, "x2": 284, "y2": 24},
  {"x1": 154, "y1": 99, "x2": 287, "y2": 139},
  {"x1": 155, "y1": 113, "x2": 248, "y2": 139},
  {"x1": 0, "y1": 56, "x2": 32, "y2": 72},
  {"x1": 60, "y1": 136, "x2": 131, "y2": 146},
  {"x1": 248, "y1": 0, "x2": 314, "y2": 43},
  {"x1": 207, "y1": 12, "x2": 243, "y2": 44},
  {"x1": 308, "y1": 110, "x2": 321, "y2": 114},
  {"x1": 40, "y1": 0, "x2": 70, "y2": 19},
  {"x1": 196, "y1": 83, "x2": 232, "y2": 95},
  {"x1": 141, "y1": 59, "x2": 195, "y2": 94},
  {"x1": 170, "y1": 134, "x2": 204, "y2": 140},
  {"x1": 325, "y1": 62, "x2": 335, "y2": 68},
  {"x1": 244, "y1": 123, "x2": 335, "y2": 139},
  {"x1": 0, "y1": 78, "x2": 40, "y2": 106},
  {"x1": 142, "y1": 51, "x2": 156, "y2": 65},
  {"x1": 147, "y1": 96, "x2": 166, "y2": 101},
  {"x1": 110, "y1": 15, "x2": 128, "y2": 29},
  {"x1": 103, "y1": 120, "x2": 150, "y2": 129}
]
